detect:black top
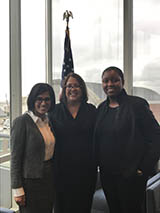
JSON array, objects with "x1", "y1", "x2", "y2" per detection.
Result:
[
  {"x1": 96, "y1": 106, "x2": 127, "y2": 174},
  {"x1": 50, "y1": 102, "x2": 97, "y2": 181}
]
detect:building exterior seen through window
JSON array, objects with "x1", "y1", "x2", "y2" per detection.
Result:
[{"x1": 133, "y1": 0, "x2": 160, "y2": 122}]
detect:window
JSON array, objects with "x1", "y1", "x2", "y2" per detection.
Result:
[
  {"x1": 21, "y1": 0, "x2": 45, "y2": 112},
  {"x1": 52, "y1": 0, "x2": 123, "y2": 105},
  {"x1": 0, "y1": 0, "x2": 10, "y2": 157},
  {"x1": 133, "y1": 0, "x2": 160, "y2": 123}
]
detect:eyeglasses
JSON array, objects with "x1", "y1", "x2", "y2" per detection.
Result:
[
  {"x1": 35, "y1": 97, "x2": 51, "y2": 103},
  {"x1": 65, "y1": 84, "x2": 81, "y2": 89}
]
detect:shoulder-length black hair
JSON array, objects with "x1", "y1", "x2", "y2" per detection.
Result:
[
  {"x1": 102, "y1": 66, "x2": 125, "y2": 85},
  {"x1": 27, "y1": 83, "x2": 55, "y2": 112},
  {"x1": 60, "y1": 73, "x2": 88, "y2": 104}
]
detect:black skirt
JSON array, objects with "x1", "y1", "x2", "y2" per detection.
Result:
[{"x1": 19, "y1": 159, "x2": 55, "y2": 213}]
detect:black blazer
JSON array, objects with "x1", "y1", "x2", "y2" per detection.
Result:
[
  {"x1": 95, "y1": 89, "x2": 160, "y2": 178},
  {"x1": 11, "y1": 113, "x2": 55, "y2": 189}
]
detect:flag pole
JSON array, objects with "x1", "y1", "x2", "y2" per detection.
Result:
[
  {"x1": 61, "y1": 10, "x2": 74, "y2": 85},
  {"x1": 59, "y1": 10, "x2": 74, "y2": 100}
]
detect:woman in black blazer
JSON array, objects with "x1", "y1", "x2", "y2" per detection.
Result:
[
  {"x1": 11, "y1": 83, "x2": 56, "y2": 213},
  {"x1": 95, "y1": 66, "x2": 160, "y2": 213}
]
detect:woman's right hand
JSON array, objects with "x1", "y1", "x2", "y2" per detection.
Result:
[{"x1": 14, "y1": 195, "x2": 26, "y2": 206}]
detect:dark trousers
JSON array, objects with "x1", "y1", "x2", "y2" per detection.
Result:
[
  {"x1": 54, "y1": 188, "x2": 94, "y2": 213},
  {"x1": 100, "y1": 172, "x2": 148, "y2": 213},
  {"x1": 19, "y1": 160, "x2": 55, "y2": 213},
  {"x1": 54, "y1": 171, "x2": 96, "y2": 213}
]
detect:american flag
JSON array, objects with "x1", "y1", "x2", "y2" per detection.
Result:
[{"x1": 61, "y1": 26, "x2": 74, "y2": 87}]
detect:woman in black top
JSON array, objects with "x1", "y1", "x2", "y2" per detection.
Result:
[
  {"x1": 49, "y1": 73, "x2": 97, "y2": 213},
  {"x1": 95, "y1": 66, "x2": 160, "y2": 213}
]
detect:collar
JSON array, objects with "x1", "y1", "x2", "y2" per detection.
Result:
[{"x1": 26, "y1": 111, "x2": 48, "y2": 124}]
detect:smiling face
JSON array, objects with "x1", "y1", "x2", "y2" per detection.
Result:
[
  {"x1": 102, "y1": 70, "x2": 124, "y2": 98},
  {"x1": 34, "y1": 91, "x2": 51, "y2": 117},
  {"x1": 65, "y1": 76, "x2": 82, "y2": 104}
]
